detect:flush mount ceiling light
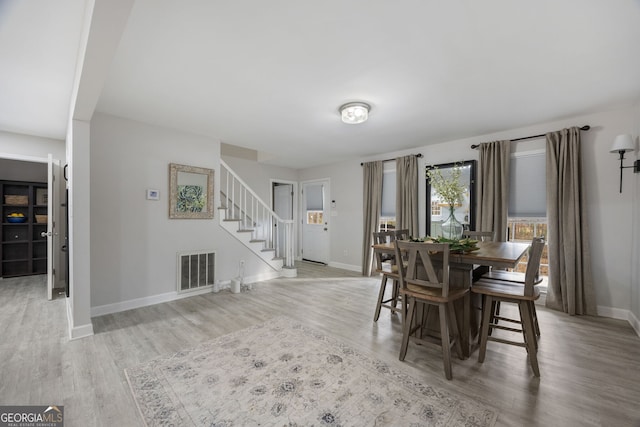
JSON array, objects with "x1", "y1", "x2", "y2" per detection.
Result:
[{"x1": 340, "y1": 102, "x2": 370, "y2": 124}]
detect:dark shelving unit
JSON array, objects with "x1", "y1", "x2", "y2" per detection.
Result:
[{"x1": 1, "y1": 180, "x2": 48, "y2": 278}]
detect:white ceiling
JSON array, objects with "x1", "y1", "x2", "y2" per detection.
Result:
[{"x1": 2, "y1": 0, "x2": 640, "y2": 168}]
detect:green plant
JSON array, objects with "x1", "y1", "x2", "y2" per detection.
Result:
[{"x1": 426, "y1": 164, "x2": 466, "y2": 207}]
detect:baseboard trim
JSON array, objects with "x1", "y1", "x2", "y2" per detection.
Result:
[
  {"x1": 90, "y1": 270, "x2": 283, "y2": 318},
  {"x1": 597, "y1": 305, "x2": 640, "y2": 337},
  {"x1": 245, "y1": 270, "x2": 282, "y2": 283},
  {"x1": 596, "y1": 305, "x2": 630, "y2": 321},
  {"x1": 91, "y1": 287, "x2": 214, "y2": 317},
  {"x1": 66, "y1": 298, "x2": 94, "y2": 340},
  {"x1": 629, "y1": 310, "x2": 640, "y2": 338},
  {"x1": 327, "y1": 261, "x2": 361, "y2": 273}
]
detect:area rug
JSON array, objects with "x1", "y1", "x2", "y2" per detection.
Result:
[{"x1": 125, "y1": 316, "x2": 498, "y2": 426}]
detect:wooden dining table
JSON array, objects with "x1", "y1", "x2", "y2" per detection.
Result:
[{"x1": 372, "y1": 240, "x2": 531, "y2": 356}]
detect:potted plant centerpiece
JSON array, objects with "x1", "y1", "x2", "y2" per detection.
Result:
[{"x1": 426, "y1": 164, "x2": 467, "y2": 240}]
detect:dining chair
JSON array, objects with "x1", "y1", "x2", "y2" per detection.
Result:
[
  {"x1": 470, "y1": 237, "x2": 545, "y2": 377},
  {"x1": 462, "y1": 230, "x2": 495, "y2": 242},
  {"x1": 394, "y1": 229, "x2": 410, "y2": 241},
  {"x1": 480, "y1": 241, "x2": 544, "y2": 337},
  {"x1": 372, "y1": 231, "x2": 401, "y2": 321},
  {"x1": 394, "y1": 240, "x2": 469, "y2": 380}
]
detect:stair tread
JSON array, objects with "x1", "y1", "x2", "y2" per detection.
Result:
[
  {"x1": 238, "y1": 229, "x2": 254, "y2": 233},
  {"x1": 250, "y1": 239, "x2": 266, "y2": 243},
  {"x1": 223, "y1": 218, "x2": 241, "y2": 222}
]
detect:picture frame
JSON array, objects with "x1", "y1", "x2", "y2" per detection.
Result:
[
  {"x1": 169, "y1": 163, "x2": 214, "y2": 219},
  {"x1": 146, "y1": 189, "x2": 160, "y2": 200}
]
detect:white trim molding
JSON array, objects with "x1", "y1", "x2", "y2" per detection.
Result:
[
  {"x1": 597, "y1": 305, "x2": 640, "y2": 337},
  {"x1": 629, "y1": 310, "x2": 640, "y2": 338},
  {"x1": 67, "y1": 298, "x2": 94, "y2": 340}
]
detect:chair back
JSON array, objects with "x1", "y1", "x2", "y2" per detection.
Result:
[
  {"x1": 394, "y1": 229, "x2": 410, "y2": 241},
  {"x1": 373, "y1": 230, "x2": 396, "y2": 245},
  {"x1": 462, "y1": 230, "x2": 495, "y2": 242},
  {"x1": 373, "y1": 231, "x2": 397, "y2": 271},
  {"x1": 523, "y1": 237, "x2": 545, "y2": 295},
  {"x1": 395, "y1": 240, "x2": 451, "y2": 297}
]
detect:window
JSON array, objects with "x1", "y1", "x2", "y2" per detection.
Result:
[
  {"x1": 307, "y1": 211, "x2": 323, "y2": 224},
  {"x1": 508, "y1": 149, "x2": 548, "y2": 281},
  {"x1": 507, "y1": 218, "x2": 549, "y2": 276},
  {"x1": 509, "y1": 150, "x2": 546, "y2": 218},
  {"x1": 379, "y1": 166, "x2": 396, "y2": 231},
  {"x1": 431, "y1": 200, "x2": 441, "y2": 216},
  {"x1": 305, "y1": 183, "x2": 324, "y2": 224},
  {"x1": 425, "y1": 160, "x2": 476, "y2": 236}
]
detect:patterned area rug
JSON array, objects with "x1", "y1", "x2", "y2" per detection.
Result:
[{"x1": 125, "y1": 316, "x2": 498, "y2": 426}]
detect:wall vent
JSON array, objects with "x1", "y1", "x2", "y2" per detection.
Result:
[{"x1": 177, "y1": 250, "x2": 216, "y2": 293}]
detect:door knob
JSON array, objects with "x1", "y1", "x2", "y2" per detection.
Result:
[{"x1": 41, "y1": 231, "x2": 51, "y2": 238}]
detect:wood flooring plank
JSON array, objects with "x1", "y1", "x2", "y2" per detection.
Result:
[{"x1": 1, "y1": 264, "x2": 640, "y2": 426}]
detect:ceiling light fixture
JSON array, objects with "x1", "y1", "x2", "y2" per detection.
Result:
[{"x1": 340, "y1": 102, "x2": 370, "y2": 124}]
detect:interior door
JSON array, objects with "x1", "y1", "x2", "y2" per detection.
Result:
[
  {"x1": 46, "y1": 155, "x2": 61, "y2": 300},
  {"x1": 301, "y1": 180, "x2": 329, "y2": 264},
  {"x1": 273, "y1": 183, "x2": 293, "y2": 259}
]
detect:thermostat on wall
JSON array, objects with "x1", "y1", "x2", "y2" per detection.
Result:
[{"x1": 146, "y1": 189, "x2": 160, "y2": 200}]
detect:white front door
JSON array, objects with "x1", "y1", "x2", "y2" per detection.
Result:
[{"x1": 301, "y1": 180, "x2": 329, "y2": 264}]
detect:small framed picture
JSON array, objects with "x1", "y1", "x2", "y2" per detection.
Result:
[{"x1": 146, "y1": 189, "x2": 160, "y2": 200}]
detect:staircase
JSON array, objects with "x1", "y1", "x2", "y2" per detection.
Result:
[{"x1": 219, "y1": 160, "x2": 296, "y2": 276}]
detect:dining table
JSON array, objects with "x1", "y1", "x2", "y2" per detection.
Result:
[{"x1": 372, "y1": 240, "x2": 531, "y2": 356}]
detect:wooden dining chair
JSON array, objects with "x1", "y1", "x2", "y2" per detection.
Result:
[
  {"x1": 462, "y1": 230, "x2": 495, "y2": 242},
  {"x1": 372, "y1": 231, "x2": 401, "y2": 321},
  {"x1": 471, "y1": 237, "x2": 545, "y2": 377},
  {"x1": 394, "y1": 240, "x2": 469, "y2": 380},
  {"x1": 480, "y1": 240, "x2": 545, "y2": 337},
  {"x1": 394, "y1": 229, "x2": 410, "y2": 241}
]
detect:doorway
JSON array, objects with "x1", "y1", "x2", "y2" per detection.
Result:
[
  {"x1": 301, "y1": 179, "x2": 330, "y2": 265},
  {"x1": 0, "y1": 154, "x2": 62, "y2": 300},
  {"x1": 271, "y1": 180, "x2": 297, "y2": 260}
]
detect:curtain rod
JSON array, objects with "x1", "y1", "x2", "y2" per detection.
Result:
[
  {"x1": 469, "y1": 125, "x2": 590, "y2": 149},
  {"x1": 360, "y1": 153, "x2": 422, "y2": 166}
]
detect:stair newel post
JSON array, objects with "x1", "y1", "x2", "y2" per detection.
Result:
[{"x1": 284, "y1": 221, "x2": 294, "y2": 268}]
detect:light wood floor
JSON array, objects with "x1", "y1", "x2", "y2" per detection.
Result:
[{"x1": 1, "y1": 265, "x2": 640, "y2": 426}]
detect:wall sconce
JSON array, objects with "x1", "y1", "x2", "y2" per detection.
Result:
[{"x1": 610, "y1": 134, "x2": 640, "y2": 193}]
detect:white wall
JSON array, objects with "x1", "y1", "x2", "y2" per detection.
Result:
[
  {"x1": 0, "y1": 130, "x2": 66, "y2": 161},
  {"x1": 222, "y1": 155, "x2": 299, "y2": 203},
  {"x1": 0, "y1": 159, "x2": 47, "y2": 182},
  {"x1": 89, "y1": 113, "x2": 279, "y2": 312},
  {"x1": 301, "y1": 106, "x2": 639, "y2": 315},
  {"x1": 631, "y1": 102, "x2": 640, "y2": 334},
  {"x1": 299, "y1": 160, "x2": 363, "y2": 270}
]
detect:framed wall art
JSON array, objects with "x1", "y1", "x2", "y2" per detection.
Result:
[{"x1": 169, "y1": 163, "x2": 214, "y2": 219}]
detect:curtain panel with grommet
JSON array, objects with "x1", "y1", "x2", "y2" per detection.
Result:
[
  {"x1": 545, "y1": 127, "x2": 597, "y2": 315},
  {"x1": 395, "y1": 155, "x2": 419, "y2": 238},
  {"x1": 362, "y1": 161, "x2": 383, "y2": 276},
  {"x1": 477, "y1": 140, "x2": 511, "y2": 242}
]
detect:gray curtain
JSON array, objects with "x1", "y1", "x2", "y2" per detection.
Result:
[
  {"x1": 395, "y1": 155, "x2": 419, "y2": 237},
  {"x1": 477, "y1": 141, "x2": 511, "y2": 242},
  {"x1": 362, "y1": 161, "x2": 383, "y2": 276},
  {"x1": 545, "y1": 128, "x2": 597, "y2": 315}
]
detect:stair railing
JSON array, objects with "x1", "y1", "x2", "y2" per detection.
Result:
[{"x1": 220, "y1": 160, "x2": 295, "y2": 268}]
